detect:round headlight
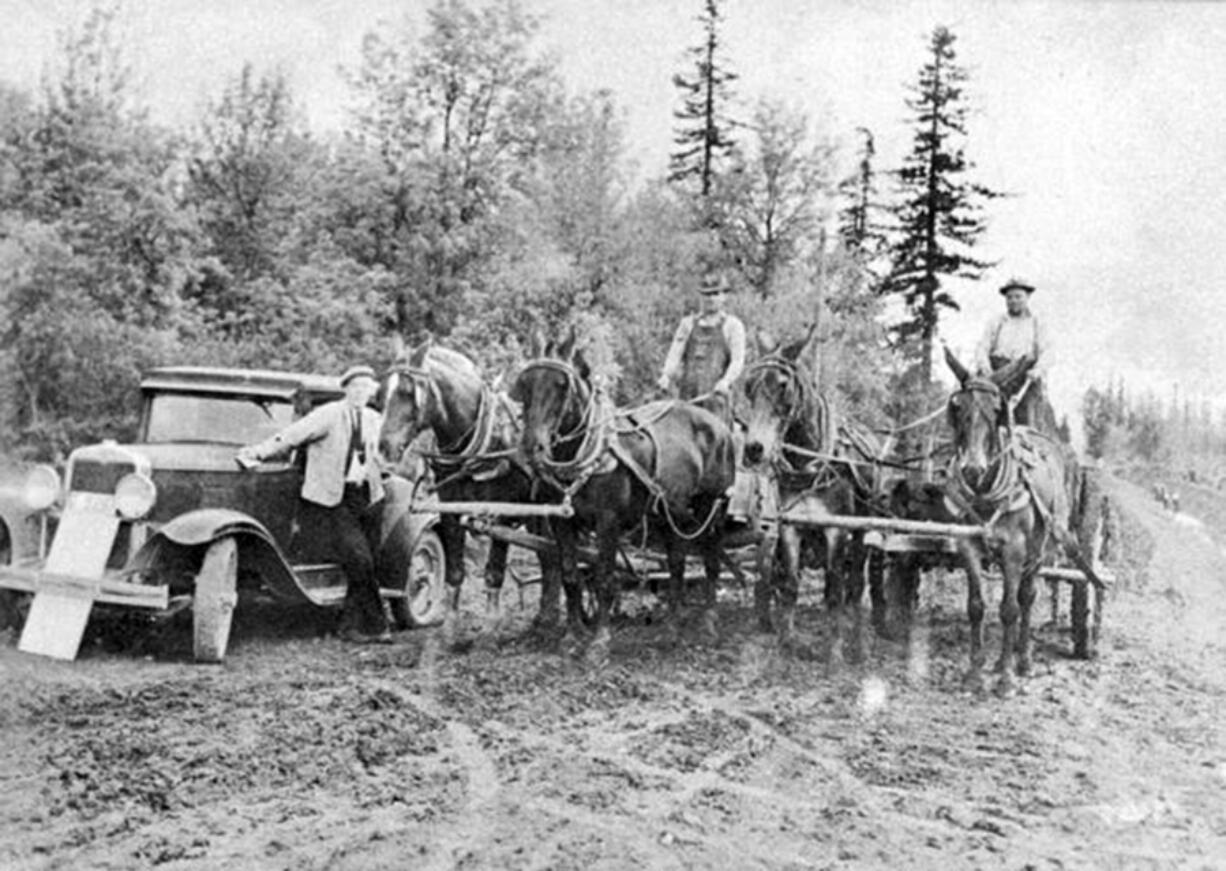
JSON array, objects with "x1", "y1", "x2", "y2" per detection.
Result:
[
  {"x1": 114, "y1": 472, "x2": 157, "y2": 520},
  {"x1": 22, "y1": 464, "x2": 61, "y2": 511}
]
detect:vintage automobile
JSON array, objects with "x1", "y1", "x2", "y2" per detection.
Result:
[{"x1": 0, "y1": 366, "x2": 447, "y2": 662}]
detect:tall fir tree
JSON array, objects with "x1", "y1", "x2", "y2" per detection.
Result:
[
  {"x1": 668, "y1": 0, "x2": 738, "y2": 202},
  {"x1": 880, "y1": 26, "x2": 1003, "y2": 381}
]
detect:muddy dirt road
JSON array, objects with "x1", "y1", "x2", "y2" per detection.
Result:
[{"x1": 2, "y1": 477, "x2": 1224, "y2": 870}]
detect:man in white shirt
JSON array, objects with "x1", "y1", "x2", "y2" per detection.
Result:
[
  {"x1": 237, "y1": 364, "x2": 391, "y2": 643},
  {"x1": 975, "y1": 278, "x2": 1054, "y2": 431},
  {"x1": 657, "y1": 272, "x2": 746, "y2": 422}
]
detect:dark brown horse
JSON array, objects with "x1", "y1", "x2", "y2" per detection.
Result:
[
  {"x1": 943, "y1": 347, "x2": 1105, "y2": 696},
  {"x1": 741, "y1": 332, "x2": 893, "y2": 658},
  {"x1": 511, "y1": 329, "x2": 735, "y2": 664},
  {"x1": 379, "y1": 341, "x2": 562, "y2": 630}
]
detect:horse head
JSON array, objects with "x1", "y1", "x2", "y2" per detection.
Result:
[
  {"x1": 944, "y1": 345, "x2": 1025, "y2": 488},
  {"x1": 379, "y1": 338, "x2": 485, "y2": 462},
  {"x1": 510, "y1": 324, "x2": 593, "y2": 467},
  {"x1": 742, "y1": 323, "x2": 817, "y2": 467}
]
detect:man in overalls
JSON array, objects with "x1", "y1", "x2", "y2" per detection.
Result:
[
  {"x1": 974, "y1": 277, "x2": 1056, "y2": 432},
  {"x1": 657, "y1": 271, "x2": 750, "y2": 518},
  {"x1": 656, "y1": 272, "x2": 746, "y2": 422}
]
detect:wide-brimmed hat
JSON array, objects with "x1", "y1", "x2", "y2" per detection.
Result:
[
  {"x1": 999, "y1": 278, "x2": 1035, "y2": 295},
  {"x1": 699, "y1": 273, "x2": 731, "y2": 295},
  {"x1": 340, "y1": 364, "x2": 377, "y2": 386}
]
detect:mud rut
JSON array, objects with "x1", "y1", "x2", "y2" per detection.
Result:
[{"x1": 1, "y1": 477, "x2": 1224, "y2": 870}]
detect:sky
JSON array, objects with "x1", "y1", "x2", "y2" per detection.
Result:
[{"x1": 4, "y1": 0, "x2": 1226, "y2": 429}]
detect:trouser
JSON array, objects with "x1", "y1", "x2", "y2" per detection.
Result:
[
  {"x1": 299, "y1": 484, "x2": 388, "y2": 634},
  {"x1": 1012, "y1": 379, "x2": 1052, "y2": 431}
]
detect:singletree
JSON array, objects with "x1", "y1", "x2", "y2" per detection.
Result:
[{"x1": 881, "y1": 25, "x2": 1003, "y2": 381}]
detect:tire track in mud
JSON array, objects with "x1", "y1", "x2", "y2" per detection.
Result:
[
  {"x1": 646, "y1": 675, "x2": 863, "y2": 793},
  {"x1": 360, "y1": 676, "x2": 500, "y2": 870}
]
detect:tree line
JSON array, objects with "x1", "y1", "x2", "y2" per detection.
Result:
[
  {"x1": 0, "y1": 0, "x2": 1001, "y2": 460},
  {"x1": 1083, "y1": 379, "x2": 1226, "y2": 483}
]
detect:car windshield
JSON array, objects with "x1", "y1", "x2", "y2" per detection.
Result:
[{"x1": 144, "y1": 393, "x2": 297, "y2": 445}]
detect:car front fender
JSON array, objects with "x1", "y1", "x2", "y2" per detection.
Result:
[
  {"x1": 131, "y1": 509, "x2": 322, "y2": 605},
  {"x1": 152, "y1": 508, "x2": 278, "y2": 548}
]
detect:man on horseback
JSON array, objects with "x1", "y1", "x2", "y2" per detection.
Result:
[
  {"x1": 975, "y1": 277, "x2": 1056, "y2": 433},
  {"x1": 657, "y1": 271, "x2": 746, "y2": 422}
]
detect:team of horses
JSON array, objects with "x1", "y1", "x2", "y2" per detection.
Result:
[{"x1": 378, "y1": 330, "x2": 1108, "y2": 696}]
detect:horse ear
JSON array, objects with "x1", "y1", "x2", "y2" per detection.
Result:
[
  {"x1": 529, "y1": 324, "x2": 547, "y2": 358},
  {"x1": 781, "y1": 322, "x2": 819, "y2": 363},
  {"x1": 555, "y1": 323, "x2": 578, "y2": 361},
  {"x1": 943, "y1": 344, "x2": 971, "y2": 385},
  {"x1": 573, "y1": 346, "x2": 591, "y2": 382},
  {"x1": 755, "y1": 328, "x2": 779, "y2": 356},
  {"x1": 408, "y1": 336, "x2": 432, "y2": 370}
]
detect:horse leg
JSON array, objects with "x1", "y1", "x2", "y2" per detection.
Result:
[
  {"x1": 700, "y1": 534, "x2": 722, "y2": 642},
  {"x1": 585, "y1": 511, "x2": 620, "y2": 667},
  {"x1": 776, "y1": 524, "x2": 802, "y2": 650},
  {"x1": 554, "y1": 519, "x2": 585, "y2": 656},
  {"x1": 824, "y1": 530, "x2": 848, "y2": 670},
  {"x1": 995, "y1": 543, "x2": 1024, "y2": 697},
  {"x1": 958, "y1": 541, "x2": 987, "y2": 693},
  {"x1": 529, "y1": 517, "x2": 561, "y2": 633},
  {"x1": 438, "y1": 517, "x2": 467, "y2": 644},
  {"x1": 867, "y1": 547, "x2": 888, "y2": 638},
  {"x1": 1017, "y1": 563, "x2": 1039, "y2": 677},
  {"x1": 754, "y1": 523, "x2": 780, "y2": 633},
  {"x1": 663, "y1": 529, "x2": 687, "y2": 623},
  {"x1": 482, "y1": 539, "x2": 508, "y2": 614}
]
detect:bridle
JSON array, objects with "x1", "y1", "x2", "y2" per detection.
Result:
[
  {"x1": 385, "y1": 359, "x2": 497, "y2": 464},
  {"x1": 512, "y1": 358, "x2": 610, "y2": 491}
]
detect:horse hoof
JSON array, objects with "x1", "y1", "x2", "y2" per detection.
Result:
[
  {"x1": 1016, "y1": 657, "x2": 1033, "y2": 677},
  {"x1": 994, "y1": 675, "x2": 1019, "y2": 699},
  {"x1": 756, "y1": 616, "x2": 774, "y2": 634},
  {"x1": 585, "y1": 637, "x2": 610, "y2": 668},
  {"x1": 560, "y1": 632, "x2": 584, "y2": 659},
  {"x1": 961, "y1": 670, "x2": 986, "y2": 694},
  {"x1": 701, "y1": 612, "x2": 719, "y2": 643}
]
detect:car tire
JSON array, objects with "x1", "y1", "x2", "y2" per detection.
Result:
[
  {"x1": 193, "y1": 536, "x2": 238, "y2": 663},
  {"x1": 388, "y1": 528, "x2": 446, "y2": 629}
]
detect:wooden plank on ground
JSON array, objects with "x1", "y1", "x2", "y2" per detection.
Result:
[{"x1": 19, "y1": 512, "x2": 120, "y2": 660}]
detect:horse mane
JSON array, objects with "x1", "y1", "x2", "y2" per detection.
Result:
[{"x1": 424, "y1": 345, "x2": 481, "y2": 380}]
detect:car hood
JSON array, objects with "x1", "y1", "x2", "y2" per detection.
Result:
[{"x1": 122, "y1": 442, "x2": 266, "y2": 473}]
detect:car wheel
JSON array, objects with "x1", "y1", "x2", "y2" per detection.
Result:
[
  {"x1": 389, "y1": 528, "x2": 446, "y2": 629},
  {"x1": 193, "y1": 536, "x2": 238, "y2": 663}
]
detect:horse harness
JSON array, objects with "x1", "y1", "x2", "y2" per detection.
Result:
[
  {"x1": 519, "y1": 359, "x2": 724, "y2": 539},
  {"x1": 390, "y1": 363, "x2": 519, "y2": 488}
]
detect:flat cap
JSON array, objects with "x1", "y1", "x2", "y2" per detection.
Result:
[
  {"x1": 340, "y1": 364, "x2": 377, "y2": 386},
  {"x1": 999, "y1": 278, "x2": 1035, "y2": 295}
]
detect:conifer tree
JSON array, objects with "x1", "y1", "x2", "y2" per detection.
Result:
[
  {"x1": 668, "y1": 0, "x2": 738, "y2": 200},
  {"x1": 881, "y1": 26, "x2": 1003, "y2": 381},
  {"x1": 837, "y1": 127, "x2": 886, "y2": 262}
]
